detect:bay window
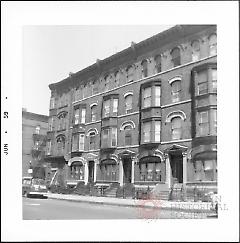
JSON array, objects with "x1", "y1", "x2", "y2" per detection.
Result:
[
  {"x1": 155, "y1": 86, "x2": 161, "y2": 106},
  {"x1": 142, "y1": 122, "x2": 151, "y2": 143},
  {"x1": 74, "y1": 107, "x2": 86, "y2": 125},
  {"x1": 71, "y1": 133, "x2": 85, "y2": 152},
  {"x1": 142, "y1": 120, "x2": 161, "y2": 143},
  {"x1": 194, "y1": 159, "x2": 217, "y2": 181},
  {"x1": 113, "y1": 99, "x2": 118, "y2": 116},
  {"x1": 142, "y1": 84, "x2": 161, "y2": 108},
  {"x1": 101, "y1": 127, "x2": 117, "y2": 148},
  {"x1": 198, "y1": 111, "x2": 209, "y2": 136},
  {"x1": 197, "y1": 70, "x2": 208, "y2": 95},
  {"x1": 102, "y1": 97, "x2": 118, "y2": 118},
  {"x1": 143, "y1": 87, "x2": 151, "y2": 108}
]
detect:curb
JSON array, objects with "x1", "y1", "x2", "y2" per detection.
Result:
[{"x1": 46, "y1": 194, "x2": 213, "y2": 213}]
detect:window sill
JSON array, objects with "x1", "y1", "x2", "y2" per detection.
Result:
[
  {"x1": 56, "y1": 129, "x2": 66, "y2": 132},
  {"x1": 57, "y1": 104, "x2": 68, "y2": 109}
]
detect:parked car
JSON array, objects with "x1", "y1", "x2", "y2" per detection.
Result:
[{"x1": 22, "y1": 177, "x2": 48, "y2": 198}]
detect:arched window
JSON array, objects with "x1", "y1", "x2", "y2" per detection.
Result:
[
  {"x1": 192, "y1": 40, "x2": 200, "y2": 61},
  {"x1": 124, "y1": 125, "x2": 133, "y2": 146},
  {"x1": 115, "y1": 71, "x2": 120, "y2": 87},
  {"x1": 141, "y1": 60, "x2": 148, "y2": 78},
  {"x1": 70, "y1": 162, "x2": 84, "y2": 180},
  {"x1": 89, "y1": 131, "x2": 97, "y2": 150},
  {"x1": 104, "y1": 74, "x2": 111, "y2": 91},
  {"x1": 57, "y1": 112, "x2": 67, "y2": 130},
  {"x1": 91, "y1": 105, "x2": 97, "y2": 122},
  {"x1": 125, "y1": 94, "x2": 133, "y2": 114},
  {"x1": 56, "y1": 136, "x2": 65, "y2": 154},
  {"x1": 155, "y1": 55, "x2": 161, "y2": 73},
  {"x1": 171, "y1": 47, "x2": 181, "y2": 67},
  {"x1": 209, "y1": 34, "x2": 217, "y2": 56},
  {"x1": 126, "y1": 65, "x2": 134, "y2": 82},
  {"x1": 171, "y1": 80, "x2": 181, "y2": 103},
  {"x1": 171, "y1": 117, "x2": 182, "y2": 140}
]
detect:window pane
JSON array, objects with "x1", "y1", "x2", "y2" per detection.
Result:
[
  {"x1": 155, "y1": 55, "x2": 161, "y2": 73},
  {"x1": 74, "y1": 109, "x2": 80, "y2": 125},
  {"x1": 103, "y1": 100, "x2": 110, "y2": 117},
  {"x1": 113, "y1": 99, "x2": 118, "y2": 114},
  {"x1": 171, "y1": 117, "x2": 181, "y2": 140},
  {"x1": 143, "y1": 87, "x2": 151, "y2": 108},
  {"x1": 125, "y1": 95, "x2": 133, "y2": 112},
  {"x1": 81, "y1": 108, "x2": 86, "y2": 123},
  {"x1": 79, "y1": 134, "x2": 85, "y2": 150},
  {"x1": 143, "y1": 122, "x2": 151, "y2": 142},
  {"x1": 155, "y1": 121, "x2": 161, "y2": 142},
  {"x1": 199, "y1": 111, "x2": 208, "y2": 123},
  {"x1": 111, "y1": 127, "x2": 117, "y2": 147},
  {"x1": 155, "y1": 86, "x2": 161, "y2": 106}
]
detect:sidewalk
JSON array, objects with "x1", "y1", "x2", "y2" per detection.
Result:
[{"x1": 44, "y1": 192, "x2": 214, "y2": 213}]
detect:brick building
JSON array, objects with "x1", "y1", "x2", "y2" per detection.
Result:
[
  {"x1": 22, "y1": 109, "x2": 49, "y2": 179},
  {"x1": 45, "y1": 25, "x2": 217, "y2": 196}
]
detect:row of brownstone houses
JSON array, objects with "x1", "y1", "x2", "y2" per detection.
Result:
[{"x1": 24, "y1": 25, "x2": 217, "y2": 198}]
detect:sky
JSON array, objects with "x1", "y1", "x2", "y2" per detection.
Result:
[{"x1": 23, "y1": 25, "x2": 174, "y2": 116}]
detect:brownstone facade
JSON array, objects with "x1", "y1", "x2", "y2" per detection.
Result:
[{"x1": 45, "y1": 25, "x2": 217, "y2": 193}]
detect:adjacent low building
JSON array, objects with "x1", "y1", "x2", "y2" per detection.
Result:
[
  {"x1": 45, "y1": 25, "x2": 217, "y2": 196},
  {"x1": 22, "y1": 109, "x2": 49, "y2": 179}
]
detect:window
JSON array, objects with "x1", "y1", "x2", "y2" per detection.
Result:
[
  {"x1": 58, "y1": 113, "x2": 67, "y2": 130},
  {"x1": 141, "y1": 60, "x2": 148, "y2": 78},
  {"x1": 155, "y1": 55, "x2": 161, "y2": 73},
  {"x1": 72, "y1": 134, "x2": 79, "y2": 152},
  {"x1": 197, "y1": 70, "x2": 208, "y2": 95},
  {"x1": 213, "y1": 109, "x2": 217, "y2": 135},
  {"x1": 171, "y1": 117, "x2": 182, "y2": 140},
  {"x1": 155, "y1": 121, "x2": 161, "y2": 142},
  {"x1": 195, "y1": 160, "x2": 203, "y2": 181},
  {"x1": 74, "y1": 107, "x2": 86, "y2": 124},
  {"x1": 155, "y1": 86, "x2": 161, "y2": 106},
  {"x1": 89, "y1": 132, "x2": 96, "y2": 150},
  {"x1": 46, "y1": 141, "x2": 52, "y2": 155},
  {"x1": 113, "y1": 99, "x2": 118, "y2": 115},
  {"x1": 35, "y1": 125, "x2": 40, "y2": 134},
  {"x1": 171, "y1": 80, "x2": 181, "y2": 102},
  {"x1": 199, "y1": 111, "x2": 209, "y2": 136},
  {"x1": 212, "y1": 69, "x2": 217, "y2": 92},
  {"x1": 105, "y1": 75, "x2": 111, "y2": 91},
  {"x1": 103, "y1": 100, "x2": 110, "y2": 117},
  {"x1": 100, "y1": 162, "x2": 117, "y2": 181},
  {"x1": 125, "y1": 95, "x2": 133, "y2": 113},
  {"x1": 171, "y1": 47, "x2": 181, "y2": 67},
  {"x1": 101, "y1": 127, "x2": 117, "y2": 148},
  {"x1": 192, "y1": 40, "x2": 200, "y2": 61},
  {"x1": 57, "y1": 136, "x2": 65, "y2": 154},
  {"x1": 91, "y1": 105, "x2": 97, "y2": 122},
  {"x1": 50, "y1": 97, "x2": 55, "y2": 109},
  {"x1": 48, "y1": 117, "x2": 54, "y2": 131},
  {"x1": 124, "y1": 125, "x2": 132, "y2": 146},
  {"x1": 79, "y1": 134, "x2": 85, "y2": 151},
  {"x1": 111, "y1": 127, "x2": 117, "y2": 147},
  {"x1": 81, "y1": 108, "x2": 86, "y2": 124},
  {"x1": 209, "y1": 34, "x2": 217, "y2": 56},
  {"x1": 127, "y1": 66, "x2": 134, "y2": 82},
  {"x1": 143, "y1": 87, "x2": 151, "y2": 108},
  {"x1": 115, "y1": 71, "x2": 120, "y2": 87},
  {"x1": 71, "y1": 163, "x2": 84, "y2": 180},
  {"x1": 143, "y1": 122, "x2": 151, "y2": 143},
  {"x1": 74, "y1": 108, "x2": 80, "y2": 125},
  {"x1": 194, "y1": 159, "x2": 217, "y2": 182}
]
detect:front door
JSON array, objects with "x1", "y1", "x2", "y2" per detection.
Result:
[
  {"x1": 170, "y1": 154, "x2": 183, "y2": 184},
  {"x1": 123, "y1": 158, "x2": 132, "y2": 183},
  {"x1": 88, "y1": 161, "x2": 94, "y2": 183}
]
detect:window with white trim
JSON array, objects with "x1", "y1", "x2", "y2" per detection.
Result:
[
  {"x1": 171, "y1": 80, "x2": 181, "y2": 103},
  {"x1": 113, "y1": 99, "x2": 118, "y2": 116},
  {"x1": 171, "y1": 117, "x2": 182, "y2": 140},
  {"x1": 89, "y1": 132, "x2": 96, "y2": 150},
  {"x1": 125, "y1": 94, "x2": 133, "y2": 114},
  {"x1": 91, "y1": 105, "x2": 97, "y2": 122},
  {"x1": 198, "y1": 111, "x2": 209, "y2": 136},
  {"x1": 74, "y1": 107, "x2": 86, "y2": 125},
  {"x1": 155, "y1": 86, "x2": 161, "y2": 106},
  {"x1": 142, "y1": 122, "x2": 151, "y2": 143},
  {"x1": 79, "y1": 134, "x2": 85, "y2": 151},
  {"x1": 155, "y1": 121, "x2": 161, "y2": 142},
  {"x1": 101, "y1": 127, "x2": 117, "y2": 148},
  {"x1": 46, "y1": 141, "x2": 52, "y2": 155},
  {"x1": 143, "y1": 87, "x2": 151, "y2": 108}
]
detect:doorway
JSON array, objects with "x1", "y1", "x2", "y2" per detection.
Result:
[
  {"x1": 170, "y1": 153, "x2": 183, "y2": 184},
  {"x1": 122, "y1": 158, "x2": 132, "y2": 183},
  {"x1": 88, "y1": 161, "x2": 94, "y2": 183}
]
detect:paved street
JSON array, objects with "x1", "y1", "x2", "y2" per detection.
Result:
[{"x1": 22, "y1": 197, "x2": 210, "y2": 220}]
